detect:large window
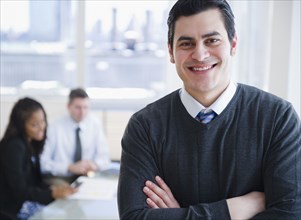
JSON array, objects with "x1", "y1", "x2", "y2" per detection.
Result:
[
  {"x1": 85, "y1": 1, "x2": 169, "y2": 99},
  {"x1": 1, "y1": 0, "x2": 77, "y2": 90},
  {"x1": 0, "y1": 0, "x2": 172, "y2": 101}
]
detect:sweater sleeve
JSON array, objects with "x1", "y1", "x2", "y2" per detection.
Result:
[
  {"x1": 252, "y1": 104, "x2": 301, "y2": 219},
  {"x1": 2, "y1": 139, "x2": 53, "y2": 205},
  {"x1": 117, "y1": 116, "x2": 231, "y2": 220}
]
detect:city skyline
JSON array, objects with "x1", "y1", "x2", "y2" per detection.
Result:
[{"x1": 1, "y1": 0, "x2": 170, "y2": 44}]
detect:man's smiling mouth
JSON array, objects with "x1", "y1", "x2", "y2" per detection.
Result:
[{"x1": 189, "y1": 64, "x2": 217, "y2": 72}]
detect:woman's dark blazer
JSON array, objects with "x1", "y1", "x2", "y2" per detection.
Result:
[{"x1": 0, "y1": 137, "x2": 53, "y2": 217}]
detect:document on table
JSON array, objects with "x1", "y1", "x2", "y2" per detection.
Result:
[{"x1": 68, "y1": 176, "x2": 118, "y2": 200}]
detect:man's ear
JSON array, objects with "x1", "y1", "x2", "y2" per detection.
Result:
[
  {"x1": 230, "y1": 34, "x2": 237, "y2": 56},
  {"x1": 168, "y1": 44, "x2": 175, "y2": 63}
]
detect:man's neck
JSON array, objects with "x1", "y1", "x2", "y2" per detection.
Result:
[{"x1": 189, "y1": 84, "x2": 230, "y2": 107}]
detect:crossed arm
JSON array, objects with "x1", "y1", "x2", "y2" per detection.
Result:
[{"x1": 143, "y1": 176, "x2": 265, "y2": 220}]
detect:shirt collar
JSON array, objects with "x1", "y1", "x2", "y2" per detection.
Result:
[
  {"x1": 67, "y1": 114, "x2": 84, "y2": 130},
  {"x1": 180, "y1": 81, "x2": 237, "y2": 118}
]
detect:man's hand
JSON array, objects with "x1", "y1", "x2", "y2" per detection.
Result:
[
  {"x1": 226, "y1": 191, "x2": 265, "y2": 219},
  {"x1": 68, "y1": 160, "x2": 97, "y2": 175},
  {"x1": 143, "y1": 176, "x2": 180, "y2": 208}
]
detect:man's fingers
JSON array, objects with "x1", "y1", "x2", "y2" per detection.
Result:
[
  {"x1": 154, "y1": 176, "x2": 179, "y2": 207},
  {"x1": 146, "y1": 181, "x2": 170, "y2": 203},
  {"x1": 143, "y1": 186, "x2": 168, "y2": 208},
  {"x1": 143, "y1": 177, "x2": 180, "y2": 209},
  {"x1": 155, "y1": 176, "x2": 175, "y2": 200},
  {"x1": 146, "y1": 198, "x2": 159, "y2": 209}
]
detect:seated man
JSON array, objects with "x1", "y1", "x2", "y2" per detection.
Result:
[{"x1": 41, "y1": 88, "x2": 111, "y2": 183}]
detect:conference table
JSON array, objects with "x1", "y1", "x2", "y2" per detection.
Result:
[{"x1": 30, "y1": 169, "x2": 120, "y2": 220}]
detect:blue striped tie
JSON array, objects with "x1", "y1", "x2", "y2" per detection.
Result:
[{"x1": 196, "y1": 109, "x2": 217, "y2": 124}]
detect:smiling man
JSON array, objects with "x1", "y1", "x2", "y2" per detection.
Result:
[{"x1": 118, "y1": 0, "x2": 301, "y2": 219}]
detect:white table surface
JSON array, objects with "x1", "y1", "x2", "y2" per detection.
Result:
[
  {"x1": 30, "y1": 169, "x2": 120, "y2": 220},
  {"x1": 30, "y1": 198, "x2": 119, "y2": 220}
]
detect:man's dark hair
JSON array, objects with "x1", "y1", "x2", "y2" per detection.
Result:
[
  {"x1": 167, "y1": 0, "x2": 235, "y2": 49},
  {"x1": 69, "y1": 88, "x2": 89, "y2": 103}
]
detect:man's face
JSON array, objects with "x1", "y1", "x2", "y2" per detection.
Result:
[
  {"x1": 169, "y1": 9, "x2": 237, "y2": 103},
  {"x1": 68, "y1": 97, "x2": 89, "y2": 123}
]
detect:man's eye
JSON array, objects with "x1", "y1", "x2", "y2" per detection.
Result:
[
  {"x1": 205, "y1": 39, "x2": 220, "y2": 45},
  {"x1": 179, "y1": 42, "x2": 193, "y2": 48}
]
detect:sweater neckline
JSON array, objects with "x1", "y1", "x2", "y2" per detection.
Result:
[{"x1": 174, "y1": 84, "x2": 242, "y2": 128}]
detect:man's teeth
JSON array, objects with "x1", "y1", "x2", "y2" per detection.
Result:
[{"x1": 193, "y1": 66, "x2": 212, "y2": 71}]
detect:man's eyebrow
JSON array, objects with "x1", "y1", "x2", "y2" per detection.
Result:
[
  {"x1": 176, "y1": 31, "x2": 221, "y2": 42},
  {"x1": 177, "y1": 36, "x2": 194, "y2": 42},
  {"x1": 201, "y1": 31, "x2": 221, "y2": 39}
]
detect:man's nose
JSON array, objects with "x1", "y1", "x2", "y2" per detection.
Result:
[{"x1": 191, "y1": 43, "x2": 210, "y2": 61}]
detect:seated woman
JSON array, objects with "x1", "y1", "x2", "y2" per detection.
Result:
[{"x1": 0, "y1": 97, "x2": 77, "y2": 220}]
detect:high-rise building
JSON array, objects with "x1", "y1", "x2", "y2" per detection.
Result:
[{"x1": 29, "y1": 0, "x2": 72, "y2": 42}]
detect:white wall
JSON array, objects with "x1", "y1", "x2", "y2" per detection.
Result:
[
  {"x1": 287, "y1": 1, "x2": 301, "y2": 117},
  {"x1": 268, "y1": 0, "x2": 301, "y2": 117}
]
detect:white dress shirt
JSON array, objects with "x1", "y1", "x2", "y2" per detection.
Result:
[
  {"x1": 180, "y1": 81, "x2": 237, "y2": 118},
  {"x1": 41, "y1": 114, "x2": 111, "y2": 176}
]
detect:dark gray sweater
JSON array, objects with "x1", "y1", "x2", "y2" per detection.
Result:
[{"x1": 118, "y1": 84, "x2": 301, "y2": 220}]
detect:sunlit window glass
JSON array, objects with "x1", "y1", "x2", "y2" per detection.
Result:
[
  {"x1": 0, "y1": 0, "x2": 77, "y2": 92},
  {"x1": 85, "y1": 1, "x2": 171, "y2": 99}
]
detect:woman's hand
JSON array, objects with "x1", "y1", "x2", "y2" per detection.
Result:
[{"x1": 51, "y1": 183, "x2": 77, "y2": 199}]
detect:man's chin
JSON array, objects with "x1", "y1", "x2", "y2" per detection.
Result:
[{"x1": 75, "y1": 117, "x2": 84, "y2": 123}]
